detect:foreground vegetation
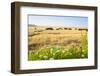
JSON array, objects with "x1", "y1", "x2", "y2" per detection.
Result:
[{"x1": 28, "y1": 28, "x2": 88, "y2": 60}]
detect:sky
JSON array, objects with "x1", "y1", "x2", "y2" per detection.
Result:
[{"x1": 28, "y1": 15, "x2": 88, "y2": 28}]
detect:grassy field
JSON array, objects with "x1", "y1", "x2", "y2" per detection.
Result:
[{"x1": 28, "y1": 26, "x2": 88, "y2": 61}]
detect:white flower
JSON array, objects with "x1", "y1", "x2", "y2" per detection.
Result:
[
  {"x1": 82, "y1": 54, "x2": 85, "y2": 57},
  {"x1": 50, "y1": 48, "x2": 53, "y2": 51},
  {"x1": 62, "y1": 50, "x2": 65, "y2": 53},
  {"x1": 49, "y1": 58, "x2": 54, "y2": 60},
  {"x1": 56, "y1": 50, "x2": 60, "y2": 53},
  {"x1": 43, "y1": 56, "x2": 48, "y2": 59}
]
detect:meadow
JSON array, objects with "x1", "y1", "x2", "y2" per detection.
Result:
[{"x1": 28, "y1": 26, "x2": 88, "y2": 61}]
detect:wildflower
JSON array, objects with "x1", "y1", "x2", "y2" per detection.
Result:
[
  {"x1": 50, "y1": 48, "x2": 53, "y2": 51},
  {"x1": 82, "y1": 54, "x2": 85, "y2": 57},
  {"x1": 56, "y1": 50, "x2": 60, "y2": 53},
  {"x1": 62, "y1": 50, "x2": 65, "y2": 53},
  {"x1": 49, "y1": 58, "x2": 54, "y2": 60},
  {"x1": 43, "y1": 56, "x2": 48, "y2": 59}
]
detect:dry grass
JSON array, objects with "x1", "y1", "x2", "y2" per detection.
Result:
[
  {"x1": 28, "y1": 27, "x2": 87, "y2": 48},
  {"x1": 28, "y1": 26, "x2": 88, "y2": 60}
]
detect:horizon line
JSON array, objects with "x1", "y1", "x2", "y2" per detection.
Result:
[{"x1": 28, "y1": 24, "x2": 88, "y2": 28}]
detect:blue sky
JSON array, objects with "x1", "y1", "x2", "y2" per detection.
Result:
[{"x1": 28, "y1": 15, "x2": 88, "y2": 28}]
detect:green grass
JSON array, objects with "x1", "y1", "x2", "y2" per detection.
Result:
[{"x1": 28, "y1": 32, "x2": 88, "y2": 61}]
